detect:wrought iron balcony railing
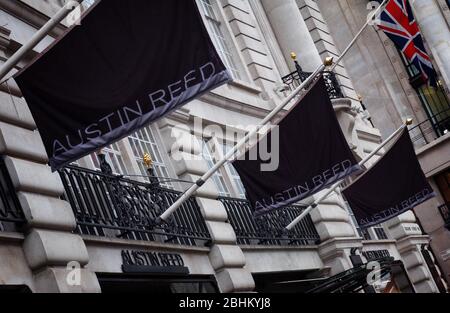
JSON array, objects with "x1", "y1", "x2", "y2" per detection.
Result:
[
  {"x1": 438, "y1": 203, "x2": 450, "y2": 231},
  {"x1": 58, "y1": 165, "x2": 211, "y2": 246},
  {"x1": 0, "y1": 157, "x2": 25, "y2": 232},
  {"x1": 219, "y1": 197, "x2": 320, "y2": 246},
  {"x1": 282, "y1": 69, "x2": 344, "y2": 100},
  {"x1": 408, "y1": 107, "x2": 450, "y2": 148}
]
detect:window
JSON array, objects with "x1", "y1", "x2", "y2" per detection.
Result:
[
  {"x1": 344, "y1": 199, "x2": 374, "y2": 240},
  {"x1": 202, "y1": 140, "x2": 231, "y2": 197},
  {"x1": 398, "y1": 51, "x2": 450, "y2": 141},
  {"x1": 91, "y1": 143, "x2": 127, "y2": 175},
  {"x1": 128, "y1": 127, "x2": 173, "y2": 189},
  {"x1": 374, "y1": 227, "x2": 389, "y2": 240},
  {"x1": 198, "y1": 0, "x2": 241, "y2": 79},
  {"x1": 222, "y1": 144, "x2": 247, "y2": 199},
  {"x1": 359, "y1": 228, "x2": 372, "y2": 241}
]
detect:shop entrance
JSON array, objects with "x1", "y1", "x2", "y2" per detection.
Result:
[{"x1": 97, "y1": 273, "x2": 218, "y2": 293}]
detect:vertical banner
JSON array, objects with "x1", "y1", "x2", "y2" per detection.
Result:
[
  {"x1": 343, "y1": 129, "x2": 435, "y2": 228},
  {"x1": 375, "y1": 0, "x2": 436, "y2": 85},
  {"x1": 232, "y1": 77, "x2": 361, "y2": 216},
  {"x1": 15, "y1": 0, "x2": 230, "y2": 170}
]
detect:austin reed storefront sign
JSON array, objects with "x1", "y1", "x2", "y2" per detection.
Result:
[
  {"x1": 343, "y1": 129, "x2": 435, "y2": 228},
  {"x1": 232, "y1": 77, "x2": 361, "y2": 216},
  {"x1": 121, "y1": 250, "x2": 188, "y2": 274},
  {"x1": 15, "y1": 0, "x2": 230, "y2": 170}
]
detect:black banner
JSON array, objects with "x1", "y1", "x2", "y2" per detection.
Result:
[
  {"x1": 342, "y1": 129, "x2": 435, "y2": 228},
  {"x1": 232, "y1": 77, "x2": 361, "y2": 216},
  {"x1": 15, "y1": 0, "x2": 230, "y2": 170}
]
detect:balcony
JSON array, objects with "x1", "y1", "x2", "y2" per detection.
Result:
[
  {"x1": 408, "y1": 107, "x2": 450, "y2": 148},
  {"x1": 0, "y1": 158, "x2": 25, "y2": 232},
  {"x1": 1, "y1": 155, "x2": 321, "y2": 248},
  {"x1": 58, "y1": 165, "x2": 211, "y2": 247},
  {"x1": 438, "y1": 203, "x2": 450, "y2": 231},
  {"x1": 59, "y1": 165, "x2": 321, "y2": 247},
  {"x1": 282, "y1": 68, "x2": 344, "y2": 100},
  {"x1": 219, "y1": 197, "x2": 320, "y2": 246}
]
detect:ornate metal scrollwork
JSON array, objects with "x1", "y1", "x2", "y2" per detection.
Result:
[
  {"x1": 281, "y1": 66, "x2": 345, "y2": 100},
  {"x1": 58, "y1": 158, "x2": 210, "y2": 246}
]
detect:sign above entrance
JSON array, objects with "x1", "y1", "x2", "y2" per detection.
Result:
[{"x1": 121, "y1": 250, "x2": 189, "y2": 275}]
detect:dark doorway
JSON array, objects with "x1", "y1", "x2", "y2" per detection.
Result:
[
  {"x1": 97, "y1": 273, "x2": 218, "y2": 293},
  {"x1": 252, "y1": 269, "x2": 329, "y2": 293},
  {"x1": 0, "y1": 285, "x2": 32, "y2": 293}
]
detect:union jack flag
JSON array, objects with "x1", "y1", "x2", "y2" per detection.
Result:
[{"x1": 375, "y1": 0, "x2": 436, "y2": 86}]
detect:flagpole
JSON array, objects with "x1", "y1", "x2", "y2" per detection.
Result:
[
  {"x1": 157, "y1": 61, "x2": 327, "y2": 223},
  {"x1": 158, "y1": 0, "x2": 389, "y2": 223},
  {"x1": 0, "y1": 0, "x2": 83, "y2": 83},
  {"x1": 285, "y1": 118, "x2": 413, "y2": 232}
]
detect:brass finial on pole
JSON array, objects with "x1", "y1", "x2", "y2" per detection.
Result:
[
  {"x1": 143, "y1": 153, "x2": 153, "y2": 169},
  {"x1": 144, "y1": 152, "x2": 159, "y2": 186},
  {"x1": 406, "y1": 118, "x2": 414, "y2": 126},
  {"x1": 357, "y1": 94, "x2": 363, "y2": 102},
  {"x1": 323, "y1": 57, "x2": 334, "y2": 67}
]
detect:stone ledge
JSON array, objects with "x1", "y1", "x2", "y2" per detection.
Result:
[
  {"x1": 170, "y1": 151, "x2": 209, "y2": 177},
  {"x1": 0, "y1": 91, "x2": 36, "y2": 130},
  {"x1": 18, "y1": 192, "x2": 76, "y2": 232},
  {"x1": 395, "y1": 235, "x2": 431, "y2": 254},
  {"x1": 197, "y1": 197, "x2": 229, "y2": 223},
  {"x1": 4, "y1": 156, "x2": 64, "y2": 197},
  {"x1": 81, "y1": 235, "x2": 211, "y2": 253},
  {"x1": 240, "y1": 245, "x2": 319, "y2": 251},
  {"x1": 215, "y1": 268, "x2": 255, "y2": 293},
  {"x1": 205, "y1": 221, "x2": 237, "y2": 245},
  {"x1": 0, "y1": 231, "x2": 25, "y2": 243},
  {"x1": 209, "y1": 244, "x2": 246, "y2": 271},
  {"x1": 318, "y1": 237, "x2": 363, "y2": 259},
  {"x1": 0, "y1": 121, "x2": 47, "y2": 163},
  {"x1": 23, "y1": 229, "x2": 89, "y2": 270}
]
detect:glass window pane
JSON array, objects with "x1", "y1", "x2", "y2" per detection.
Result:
[
  {"x1": 223, "y1": 144, "x2": 247, "y2": 198},
  {"x1": 202, "y1": 140, "x2": 231, "y2": 197},
  {"x1": 128, "y1": 127, "x2": 173, "y2": 189},
  {"x1": 198, "y1": 0, "x2": 241, "y2": 79},
  {"x1": 91, "y1": 143, "x2": 127, "y2": 175}
]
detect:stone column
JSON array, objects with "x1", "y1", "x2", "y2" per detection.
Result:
[
  {"x1": 385, "y1": 211, "x2": 440, "y2": 293},
  {"x1": 221, "y1": 0, "x2": 279, "y2": 97},
  {"x1": 159, "y1": 116, "x2": 255, "y2": 293},
  {"x1": 260, "y1": 0, "x2": 322, "y2": 72},
  {"x1": 0, "y1": 92, "x2": 100, "y2": 293},
  {"x1": 410, "y1": 0, "x2": 450, "y2": 90},
  {"x1": 313, "y1": 191, "x2": 363, "y2": 276}
]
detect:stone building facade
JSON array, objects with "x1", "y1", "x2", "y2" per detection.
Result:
[
  {"x1": 0, "y1": 0, "x2": 447, "y2": 293},
  {"x1": 314, "y1": 0, "x2": 450, "y2": 289}
]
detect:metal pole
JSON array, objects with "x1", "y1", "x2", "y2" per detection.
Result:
[
  {"x1": 158, "y1": 62, "x2": 327, "y2": 222},
  {"x1": 285, "y1": 119, "x2": 412, "y2": 231},
  {"x1": 158, "y1": 0, "x2": 389, "y2": 223},
  {"x1": 0, "y1": 0, "x2": 83, "y2": 82}
]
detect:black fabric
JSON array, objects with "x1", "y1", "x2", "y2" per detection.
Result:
[
  {"x1": 342, "y1": 129, "x2": 435, "y2": 228},
  {"x1": 232, "y1": 77, "x2": 361, "y2": 217},
  {"x1": 15, "y1": 0, "x2": 230, "y2": 170}
]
